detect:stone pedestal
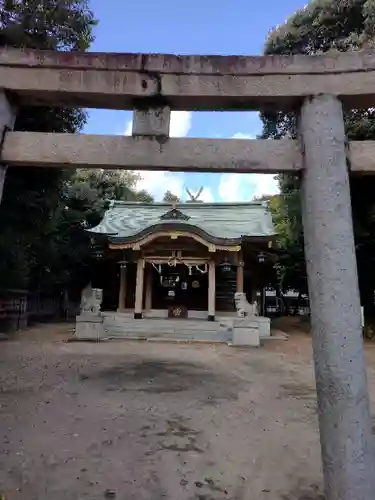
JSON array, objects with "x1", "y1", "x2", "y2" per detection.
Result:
[
  {"x1": 75, "y1": 315, "x2": 104, "y2": 340},
  {"x1": 232, "y1": 319, "x2": 260, "y2": 347},
  {"x1": 257, "y1": 316, "x2": 271, "y2": 337}
]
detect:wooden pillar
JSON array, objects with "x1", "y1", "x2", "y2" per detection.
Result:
[
  {"x1": 117, "y1": 264, "x2": 127, "y2": 312},
  {"x1": 0, "y1": 92, "x2": 16, "y2": 204},
  {"x1": 236, "y1": 253, "x2": 244, "y2": 293},
  {"x1": 208, "y1": 260, "x2": 216, "y2": 321},
  {"x1": 134, "y1": 258, "x2": 145, "y2": 319},
  {"x1": 145, "y1": 264, "x2": 152, "y2": 310}
]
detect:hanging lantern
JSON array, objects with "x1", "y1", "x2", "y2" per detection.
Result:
[
  {"x1": 91, "y1": 237, "x2": 105, "y2": 260},
  {"x1": 257, "y1": 252, "x2": 265, "y2": 264},
  {"x1": 220, "y1": 257, "x2": 231, "y2": 273},
  {"x1": 93, "y1": 248, "x2": 104, "y2": 260}
]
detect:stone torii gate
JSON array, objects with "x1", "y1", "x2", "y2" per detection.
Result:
[{"x1": 1, "y1": 47, "x2": 375, "y2": 499}]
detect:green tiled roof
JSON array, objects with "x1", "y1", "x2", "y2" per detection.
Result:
[{"x1": 88, "y1": 201, "x2": 276, "y2": 243}]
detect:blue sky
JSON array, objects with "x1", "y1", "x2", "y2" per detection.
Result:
[{"x1": 85, "y1": 0, "x2": 305, "y2": 201}]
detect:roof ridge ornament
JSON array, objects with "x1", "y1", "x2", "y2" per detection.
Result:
[
  {"x1": 186, "y1": 186, "x2": 204, "y2": 203},
  {"x1": 160, "y1": 207, "x2": 190, "y2": 221}
]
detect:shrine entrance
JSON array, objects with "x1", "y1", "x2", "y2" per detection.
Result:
[{"x1": 151, "y1": 264, "x2": 208, "y2": 313}]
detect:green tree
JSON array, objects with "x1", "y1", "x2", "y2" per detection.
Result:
[
  {"x1": 74, "y1": 170, "x2": 153, "y2": 204},
  {"x1": 0, "y1": 0, "x2": 96, "y2": 291},
  {"x1": 261, "y1": 0, "x2": 375, "y2": 317},
  {"x1": 0, "y1": 0, "x2": 96, "y2": 50},
  {"x1": 163, "y1": 190, "x2": 180, "y2": 203},
  {"x1": 42, "y1": 169, "x2": 154, "y2": 293},
  {"x1": 253, "y1": 193, "x2": 305, "y2": 296}
]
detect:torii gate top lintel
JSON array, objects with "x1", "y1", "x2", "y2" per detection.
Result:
[{"x1": 0, "y1": 46, "x2": 375, "y2": 111}]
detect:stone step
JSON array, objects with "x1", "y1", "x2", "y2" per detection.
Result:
[
  {"x1": 101, "y1": 316, "x2": 232, "y2": 342},
  {"x1": 103, "y1": 322, "x2": 230, "y2": 331},
  {"x1": 103, "y1": 328, "x2": 231, "y2": 338},
  {"x1": 103, "y1": 319, "x2": 231, "y2": 332},
  {"x1": 104, "y1": 326, "x2": 231, "y2": 336},
  {"x1": 103, "y1": 324, "x2": 231, "y2": 333},
  {"x1": 103, "y1": 327, "x2": 231, "y2": 342}
]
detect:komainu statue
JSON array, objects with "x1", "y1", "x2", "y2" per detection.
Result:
[
  {"x1": 234, "y1": 292, "x2": 259, "y2": 318},
  {"x1": 80, "y1": 284, "x2": 103, "y2": 316}
]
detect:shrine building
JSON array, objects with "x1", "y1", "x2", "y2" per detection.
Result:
[{"x1": 88, "y1": 199, "x2": 276, "y2": 320}]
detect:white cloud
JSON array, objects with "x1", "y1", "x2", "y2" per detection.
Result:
[
  {"x1": 124, "y1": 120, "x2": 132, "y2": 136},
  {"x1": 217, "y1": 131, "x2": 279, "y2": 202},
  {"x1": 250, "y1": 174, "x2": 280, "y2": 198},
  {"x1": 199, "y1": 187, "x2": 214, "y2": 203},
  {"x1": 137, "y1": 171, "x2": 184, "y2": 201},
  {"x1": 124, "y1": 111, "x2": 192, "y2": 200},
  {"x1": 170, "y1": 111, "x2": 192, "y2": 138},
  {"x1": 218, "y1": 174, "x2": 242, "y2": 202},
  {"x1": 231, "y1": 132, "x2": 255, "y2": 140},
  {"x1": 218, "y1": 173, "x2": 279, "y2": 202}
]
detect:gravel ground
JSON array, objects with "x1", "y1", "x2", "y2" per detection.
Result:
[{"x1": 1, "y1": 322, "x2": 374, "y2": 500}]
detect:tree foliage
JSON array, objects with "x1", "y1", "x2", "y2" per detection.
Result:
[
  {"x1": 74, "y1": 170, "x2": 153, "y2": 204},
  {"x1": 0, "y1": 0, "x2": 96, "y2": 50},
  {"x1": 0, "y1": 2, "x2": 152, "y2": 293},
  {"x1": 39, "y1": 170, "x2": 153, "y2": 293},
  {"x1": 261, "y1": 0, "x2": 375, "y2": 316},
  {"x1": 163, "y1": 190, "x2": 180, "y2": 203},
  {"x1": 0, "y1": 0, "x2": 97, "y2": 291}
]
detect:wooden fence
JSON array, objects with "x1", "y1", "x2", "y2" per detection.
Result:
[{"x1": 0, "y1": 290, "x2": 80, "y2": 332}]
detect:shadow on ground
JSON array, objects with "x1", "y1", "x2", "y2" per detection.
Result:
[{"x1": 79, "y1": 358, "x2": 242, "y2": 403}]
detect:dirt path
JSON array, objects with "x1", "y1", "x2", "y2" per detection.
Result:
[{"x1": 2, "y1": 323, "x2": 372, "y2": 500}]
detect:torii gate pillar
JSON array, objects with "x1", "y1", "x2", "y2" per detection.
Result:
[{"x1": 300, "y1": 94, "x2": 375, "y2": 500}]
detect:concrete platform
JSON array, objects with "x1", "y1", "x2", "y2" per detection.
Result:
[{"x1": 74, "y1": 311, "x2": 271, "y2": 347}]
